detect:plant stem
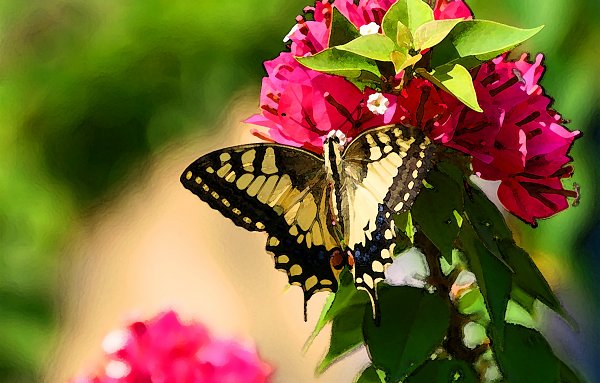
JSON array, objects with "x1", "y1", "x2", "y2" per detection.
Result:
[{"x1": 415, "y1": 231, "x2": 488, "y2": 363}]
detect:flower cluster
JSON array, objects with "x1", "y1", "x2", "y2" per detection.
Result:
[
  {"x1": 73, "y1": 311, "x2": 271, "y2": 383},
  {"x1": 246, "y1": 0, "x2": 579, "y2": 224}
]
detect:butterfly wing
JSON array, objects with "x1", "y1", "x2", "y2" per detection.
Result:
[
  {"x1": 181, "y1": 144, "x2": 340, "y2": 305},
  {"x1": 342, "y1": 125, "x2": 435, "y2": 309}
]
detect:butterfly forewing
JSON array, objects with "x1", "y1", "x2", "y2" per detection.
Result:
[
  {"x1": 181, "y1": 144, "x2": 340, "y2": 300},
  {"x1": 342, "y1": 125, "x2": 435, "y2": 306}
]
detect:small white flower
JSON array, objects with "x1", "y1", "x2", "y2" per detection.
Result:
[
  {"x1": 105, "y1": 360, "x2": 131, "y2": 379},
  {"x1": 367, "y1": 92, "x2": 390, "y2": 115},
  {"x1": 283, "y1": 24, "x2": 300, "y2": 43},
  {"x1": 359, "y1": 22, "x2": 380, "y2": 36}
]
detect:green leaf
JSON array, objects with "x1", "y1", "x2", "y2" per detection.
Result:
[
  {"x1": 394, "y1": 211, "x2": 414, "y2": 245},
  {"x1": 304, "y1": 293, "x2": 335, "y2": 352},
  {"x1": 559, "y1": 361, "x2": 586, "y2": 383},
  {"x1": 497, "y1": 239, "x2": 566, "y2": 318},
  {"x1": 406, "y1": 360, "x2": 478, "y2": 383},
  {"x1": 356, "y1": 366, "x2": 386, "y2": 383},
  {"x1": 330, "y1": 8, "x2": 361, "y2": 47},
  {"x1": 406, "y1": 0, "x2": 434, "y2": 34},
  {"x1": 430, "y1": 20, "x2": 544, "y2": 68},
  {"x1": 416, "y1": 64, "x2": 482, "y2": 112},
  {"x1": 457, "y1": 289, "x2": 488, "y2": 319},
  {"x1": 458, "y1": 221, "x2": 512, "y2": 348},
  {"x1": 318, "y1": 304, "x2": 366, "y2": 373},
  {"x1": 495, "y1": 324, "x2": 560, "y2": 382},
  {"x1": 412, "y1": 167, "x2": 464, "y2": 262},
  {"x1": 363, "y1": 286, "x2": 450, "y2": 382},
  {"x1": 296, "y1": 48, "x2": 382, "y2": 79},
  {"x1": 392, "y1": 52, "x2": 422, "y2": 74},
  {"x1": 413, "y1": 19, "x2": 462, "y2": 50},
  {"x1": 396, "y1": 21, "x2": 412, "y2": 49},
  {"x1": 336, "y1": 34, "x2": 396, "y2": 62},
  {"x1": 462, "y1": 182, "x2": 512, "y2": 264},
  {"x1": 382, "y1": 1, "x2": 409, "y2": 41}
]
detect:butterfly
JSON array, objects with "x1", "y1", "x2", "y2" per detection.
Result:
[{"x1": 181, "y1": 124, "x2": 435, "y2": 319}]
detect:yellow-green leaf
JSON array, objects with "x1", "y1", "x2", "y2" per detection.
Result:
[
  {"x1": 413, "y1": 18, "x2": 462, "y2": 50},
  {"x1": 336, "y1": 34, "x2": 396, "y2": 62},
  {"x1": 416, "y1": 64, "x2": 482, "y2": 112}
]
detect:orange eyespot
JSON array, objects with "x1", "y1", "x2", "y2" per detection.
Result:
[{"x1": 347, "y1": 252, "x2": 355, "y2": 269}]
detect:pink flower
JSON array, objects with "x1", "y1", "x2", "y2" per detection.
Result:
[
  {"x1": 433, "y1": 0, "x2": 473, "y2": 20},
  {"x1": 73, "y1": 311, "x2": 272, "y2": 383},
  {"x1": 444, "y1": 54, "x2": 579, "y2": 224},
  {"x1": 246, "y1": 53, "x2": 388, "y2": 153},
  {"x1": 286, "y1": 1, "x2": 332, "y2": 57}
]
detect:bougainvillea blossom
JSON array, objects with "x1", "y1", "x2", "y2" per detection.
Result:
[
  {"x1": 433, "y1": 0, "x2": 473, "y2": 20},
  {"x1": 246, "y1": 53, "x2": 393, "y2": 152},
  {"x1": 73, "y1": 311, "x2": 272, "y2": 383}
]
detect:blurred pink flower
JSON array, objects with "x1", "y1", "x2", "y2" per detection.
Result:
[
  {"x1": 73, "y1": 311, "x2": 272, "y2": 383},
  {"x1": 445, "y1": 54, "x2": 580, "y2": 224}
]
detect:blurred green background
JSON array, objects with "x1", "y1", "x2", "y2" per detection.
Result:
[{"x1": 0, "y1": 0, "x2": 597, "y2": 381}]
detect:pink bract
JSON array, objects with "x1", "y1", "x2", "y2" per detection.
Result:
[
  {"x1": 246, "y1": 53, "x2": 389, "y2": 153},
  {"x1": 433, "y1": 0, "x2": 473, "y2": 20},
  {"x1": 73, "y1": 311, "x2": 272, "y2": 383}
]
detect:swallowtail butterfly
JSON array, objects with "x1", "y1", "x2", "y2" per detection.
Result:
[{"x1": 181, "y1": 125, "x2": 434, "y2": 319}]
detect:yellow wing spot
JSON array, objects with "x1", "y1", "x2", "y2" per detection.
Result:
[
  {"x1": 394, "y1": 202, "x2": 404, "y2": 211},
  {"x1": 305, "y1": 275, "x2": 318, "y2": 290},
  {"x1": 291, "y1": 281, "x2": 302, "y2": 286},
  {"x1": 321, "y1": 279, "x2": 333, "y2": 286},
  {"x1": 202, "y1": 184, "x2": 210, "y2": 192},
  {"x1": 236, "y1": 173, "x2": 254, "y2": 190},
  {"x1": 217, "y1": 163, "x2": 232, "y2": 178},
  {"x1": 241, "y1": 150, "x2": 256, "y2": 172},
  {"x1": 278, "y1": 255, "x2": 290, "y2": 264},
  {"x1": 269, "y1": 237, "x2": 280, "y2": 246},
  {"x1": 355, "y1": 277, "x2": 363, "y2": 284},
  {"x1": 416, "y1": 160, "x2": 423, "y2": 168},
  {"x1": 383, "y1": 145, "x2": 393, "y2": 153},
  {"x1": 243, "y1": 217, "x2": 252, "y2": 224},
  {"x1": 186, "y1": 171, "x2": 193, "y2": 180},
  {"x1": 311, "y1": 222, "x2": 323, "y2": 246},
  {"x1": 381, "y1": 249, "x2": 392, "y2": 259},
  {"x1": 206, "y1": 167, "x2": 215, "y2": 174},
  {"x1": 219, "y1": 152, "x2": 231, "y2": 162},
  {"x1": 408, "y1": 181, "x2": 415, "y2": 190},
  {"x1": 296, "y1": 195, "x2": 317, "y2": 231},
  {"x1": 296, "y1": 234, "x2": 304, "y2": 244},
  {"x1": 369, "y1": 146, "x2": 382, "y2": 160},
  {"x1": 246, "y1": 175, "x2": 266, "y2": 197},
  {"x1": 377, "y1": 132, "x2": 391, "y2": 144},
  {"x1": 289, "y1": 225, "x2": 299, "y2": 236},
  {"x1": 305, "y1": 232, "x2": 312, "y2": 248},
  {"x1": 222, "y1": 198, "x2": 231, "y2": 207},
  {"x1": 392, "y1": 128, "x2": 401, "y2": 137},
  {"x1": 255, "y1": 222, "x2": 265, "y2": 230},
  {"x1": 403, "y1": 192, "x2": 411, "y2": 201},
  {"x1": 257, "y1": 175, "x2": 278, "y2": 204},
  {"x1": 412, "y1": 169, "x2": 419, "y2": 178},
  {"x1": 261, "y1": 147, "x2": 278, "y2": 174},
  {"x1": 195, "y1": 177, "x2": 202, "y2": 184},
  {"x1": 211, "y1": 191, "x2": 219, "y2": 199},
  {"x1": 419, "y1": 151, "x2": 426, "y2": 159},
  {"x1": 363, "y1": 273, "x2": 374, "y2": 288},
  {"x1": 225, "y1": 171, "x2": 236, "y2": 183},
  {"x1": 232, "y1": 208, "x2": 241, "y2": 215},
  {"x1": 371, "y1": 261, "x2": 384, "y2": 273},
  {"x1": 384, "y1": 229, "x2": 393, "y2": 240},
  {"x1": 290, "y1": 265, "x2": 302, "y2": 276}
]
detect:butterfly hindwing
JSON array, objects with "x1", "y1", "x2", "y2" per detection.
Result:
[
  {"x1": 181, "y1": 144, "x2": 340, "y2": 300},
  {"x1": 342, "y1": 125, "x2": 435, "y2": 307}
]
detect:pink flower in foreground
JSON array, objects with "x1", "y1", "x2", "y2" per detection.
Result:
[
  {"x1": 445, "y1": 54, "x2": 579, "y2": 224},
  {"x1": 433, "y1": 0, "x2": 473, "y2": 20},
  {"x1": 246, "y1": 53, "x2": 390, "y2": 152},
  {"x1": 73, "y1": 311, "x2": 271, "y2": 383}
]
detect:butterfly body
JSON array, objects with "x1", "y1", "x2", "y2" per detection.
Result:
[{"x1": 181, "y1": 125, "x2": 434, "y2": 317}]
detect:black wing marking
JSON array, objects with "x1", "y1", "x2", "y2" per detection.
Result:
[
  {"x1": 342, "y1": 125, "x2": 435, "y2": 314},
  {"x1": 181, "y1": 144, "x2": 340, "y2": 306}
]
